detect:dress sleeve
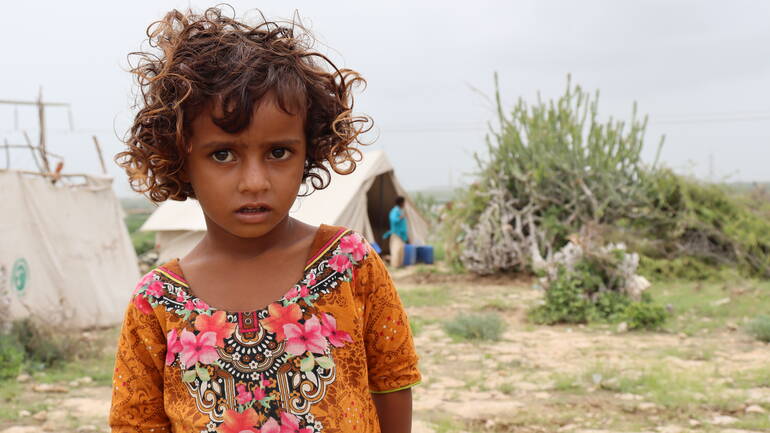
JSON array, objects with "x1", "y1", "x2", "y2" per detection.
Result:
[
  {"x1": 109, "y1": 295, "x2": 171, "y2": 432},
  {"x1": 355, "y1": 248, "x2": 421, "y2": 393}
]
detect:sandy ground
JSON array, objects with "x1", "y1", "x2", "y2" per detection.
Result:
[{"x1": 2, "y1": 269, "x2": 769, "y2": 433}]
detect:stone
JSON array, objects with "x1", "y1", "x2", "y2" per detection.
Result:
[
  {"x1": 637, "y1": 402, "x2": 658, "y2": 412},
  {"x1": 616, "y1": 322, "x2": 628, "y2": 333},
  {"x1": 17, "y1": 410, "x2": 31, "y2": 417},
  {"x1": 78, "y1": 376, "x2": 93, "y2": 385},
  {"x1": 745, "y1": 404, "x2": 766, "y2": 414},
  {"x1": 32, "y1": 384, "x2": 68, "y2": 393},
  {"x1": 688, "y1": 419, "x2": 700, "y2": 427},
  {"x1": 16, "y1": 373, "x2": 31, "y2": 383},
  {"x1": 710, "y1": 415, "x2": 738, "y2": 425},
  {"x1": 32, "y1": 411, "x2": 47, "y2": 421},
  {"x1": 76, "y1": 426, "x2": 97, "y2": 432}
]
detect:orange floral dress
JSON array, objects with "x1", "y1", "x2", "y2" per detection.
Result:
[{"x1": 109, "y1": 225, "x2": 420, "y2": 433}]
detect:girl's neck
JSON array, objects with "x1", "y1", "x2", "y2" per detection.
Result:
[{"x1": 198, "y1": 215, "x2": 299, "y2": 261}]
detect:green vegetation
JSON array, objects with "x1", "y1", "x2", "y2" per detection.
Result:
[
  {"x1": 399, "y1": 285, "x2": 450, "y2": 308},
  {"x1": 443, "y1": 312, "x2": 506, "y2": 341},
  {"x1": 0, "y1": 335, "x2": 24, "y2": 380},
  {"x1": 529, "y1": 261, "x2": 667, "y2": 330},
  {"x1": 649, "y1": 279, "x2": 770, "y2": 334},
  {"x1": 124, "y1": 212, "x2": 155, "y2": 255},
  {"x1": 440, "y1": 74, "x2": 770, "y2": 282},
  {"x1": 746, "y1": 314, "x2": 770, "y2": 343}
]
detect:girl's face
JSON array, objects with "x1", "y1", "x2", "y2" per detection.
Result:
[{"x1": 185, "y1": 96, "x2": 307, "y2": 239}]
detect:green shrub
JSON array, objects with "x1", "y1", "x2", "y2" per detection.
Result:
[
  {"x1": 0, "y1": 334, "x2": 24, "y2": 380},
  {"x1": 443, "y1": 313, "x2": 506, "y2": 341},
  {"x1": 529, "y1": 268, "x2": 592, "y2": 325},
  {"x1": 746, "y1": 315, "x2": 770, "y2": 343},
  {"x1": 623, "y1": 302, "x2": 667, "y2": 330},
  {"x1": 10, "y1": 318, "x2": 90, "y2": 367},
  {"x1": 131, "y1": 231, "x2": 156, "y2": 256},
  {"x1": 591, "y1": 291, "x2": 631, "y2": 323}
]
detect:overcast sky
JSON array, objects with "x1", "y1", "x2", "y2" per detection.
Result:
[{"x1": 1, "y1": 0, "x2": 768, "y2": 197}]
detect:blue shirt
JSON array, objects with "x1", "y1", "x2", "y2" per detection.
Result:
[{"x1": 384, "y1": 206, "x2": 408, "y2": 242}]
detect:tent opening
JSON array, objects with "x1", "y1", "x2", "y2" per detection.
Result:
[{"x1": 366, "y1": 171, "x2": 399, "y2": 255}]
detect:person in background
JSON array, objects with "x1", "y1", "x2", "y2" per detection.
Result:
[{"x1": 384, "y1": 196, "x2": 408, "y2": 268}]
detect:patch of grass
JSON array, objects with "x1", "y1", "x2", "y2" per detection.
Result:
[
  {"x1": 409, "y1": 316, "x2": 432, "y2": 337},
  {"x1": 476, "y1": 297, "x2": 517, "y2": 313},
  {"x1": 498, "y1": 382, "x2": 515, "y2": 395},
  {"x1": 732, "y1": 413, "x2": 770, "y2": 431},
  {"x1": 733, "y1": 366, "x2": 770, "y2": 388},
  {"x1": 550, "y1": 372, "x2": 584, "y2": 393},
  {"x1": 661, "y1": 346, "x2": 715, "y2": 361},
  {"x1": 746, "y1": 314, "x2": 770, "y2": 342},
  {"x1": 433, "y1": 417, "x2": 463, "y2": 433},
  {"x1": 443, "y1": 312, "x2": 506, "y2": 342},
  {"x1": 649, "y1": 280, "x2": 770, "y2": 334},
  {"x1": 399, "y1": 285, "x2": 451, "y2": 308},
  {"x1": 0, "y1": 334, "x2": 24, "y2": 380}
]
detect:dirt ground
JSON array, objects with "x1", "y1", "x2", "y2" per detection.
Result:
[{"x1": 2, "y1": 267, "x2": 769, "y2": 433}]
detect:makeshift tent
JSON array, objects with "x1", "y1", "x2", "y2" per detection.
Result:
[
  {"x1": 0, "y1": 170, "x2": 140, "y2": 328},
  {"x1": 141, "y1": 150, "x2": 430, "y2": 262}
]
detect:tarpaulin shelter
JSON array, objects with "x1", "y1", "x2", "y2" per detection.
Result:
[
  {"x1": 141, "y1": 150, "x2": 430, "y2": 262},
  {"x1": 0, "y1": 170, "x2": 140, "y2": 328}
]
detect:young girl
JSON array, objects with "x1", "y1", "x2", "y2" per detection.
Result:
[{"x1": 110, "y1": 7, "x2": 420, "y2": 433}]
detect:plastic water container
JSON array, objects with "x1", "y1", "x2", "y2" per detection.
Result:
[
  {"x1": 402, "y1": 244, "x2": 417, "y2": 266},
  {"x1": 370, "y1": 242, "x2": 382, "y2": 255},
  {"x1": 416, "y1": 246, "x2": 434, "y2": 264}
]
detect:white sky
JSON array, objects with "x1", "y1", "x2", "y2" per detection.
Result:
[{"x1": 1, "y1": 0, "x2": 769, "y2": 197}]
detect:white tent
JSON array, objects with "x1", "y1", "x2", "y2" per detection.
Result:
[
  {"x1": 141, "y1": 150, "x2": 430, "y2": 262},
  {"x1": 0, "y1": 170, "x2": 140, "y2": 328}
]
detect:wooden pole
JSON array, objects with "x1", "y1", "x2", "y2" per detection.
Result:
[
  {"x1": 37, "y1": 88, "x2": 51, "y2": 173},
  {"x1": 22, "y1": 130, "x2": 43, "y2": 172},
  {"x1": 92, "y1": 136, "x2": 107, "y2": 174},
  {"x1": 3, "y1": 138, "x2": 9, "y2": 170}
]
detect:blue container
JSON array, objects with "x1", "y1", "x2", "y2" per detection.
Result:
[
  {"x1": 402, "y1": 244, "x2": 417, "y2": 266},
  {"x1": 370, "y1": 242, "x2": 382, "y2": 255},
  {"x1": 416, "y1": 245, "x2": 435, "y2": 264}
]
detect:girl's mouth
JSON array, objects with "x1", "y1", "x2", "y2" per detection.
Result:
[
  {"x1": 234, "y1": 203, "x2": 273, "y2": 223},
  {"x1": 237, "y1": 206, "x2": 271, "y2": 213}
]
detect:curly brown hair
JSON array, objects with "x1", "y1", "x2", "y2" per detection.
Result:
[{"x1": 116, "y1": 6, "x2": 371, "y2": 202}]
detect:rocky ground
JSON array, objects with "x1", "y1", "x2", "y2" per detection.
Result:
[{"x1": 1, "y1": 266, "x2": 769, "y2": 433}]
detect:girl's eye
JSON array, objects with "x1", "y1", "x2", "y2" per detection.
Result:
[
  {"x1": 211, "y1": 150, "x2": 234, "y2": 163},
  {"x1": 269, "y1": 147, "x2": 291, "y2": 160}
]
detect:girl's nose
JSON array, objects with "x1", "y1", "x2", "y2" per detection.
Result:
[{"x1": 237, "y1": 159, "x2": 271, "y2": 193}]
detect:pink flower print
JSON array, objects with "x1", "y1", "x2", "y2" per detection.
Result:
[
  {"x1": 283, "y1": 316, "x2": 328, "y2": 356},
  {"x1": 219, "y1": 408, "x2": 259, "y2": 433},
  {"x1": 133, "y1": 293, "x2": 153, "y2": 315},
  {"x1": 328, "y1": 254, "x2": 352, "y2": 273},
  {"x1": 179, "y1": 330, "x2": 219, "y2": 368},
  {"x1": 133, "y1": 272, "x2": 154, "y2": 295},
  {"x1": 279, "y1": 412, "x2": 313, "y2": 433},
  {"x1": 340, "y1": 233, "x2": 367, "y2": 262},
  {"x1": 236, "y1": 384, "x2": 253, "y2": 405},
  {"x1": 259, "y1": 418, "x2": 280, "y2": 433},
  {"x1": 145, "y1": 280, "x2": 164, "y2": 298},
  {"x1": 261, "y1": 303, "x2": 302, "y2": 341},
  {"x1": 165, "y1": 328, "x2": 183, "y2": 365},
  {"x1": 261, "y1": 374, "x2": 271, "y2": 388},
  {"x1": 184, "y1": 300, "x2": 196, "y2": 311},
  {"x1": 307, "y1": 273, "x2": 317, "y2": 286},
  {"x1": 193, "y1": 299, "x2": 210, "y2": 311},
  {"x1": 320, "y1": 313, "x2": 353, "y2": 348},
  {"x1": 284, "y1": 286, "x2": 299, "y2": 299},
  {"x1": 194, "y1": 311, "x2": 236, "y2": 347},
  {"x1": 176, "y1": 293, "x2": 187, "y2": 303},
  {"x1": 253, "y1": 386, "x2": 266, "y2": 401},
  {"x1": 299, "y1": 285, "x2": 309, "y2": 298}
]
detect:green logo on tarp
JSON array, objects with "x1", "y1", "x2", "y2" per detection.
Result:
[{"x1": 11, "y1": 258, "x2": 28, "y2": 296}]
